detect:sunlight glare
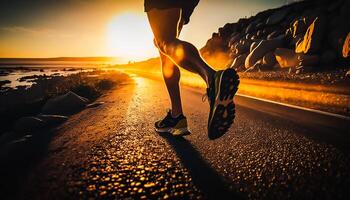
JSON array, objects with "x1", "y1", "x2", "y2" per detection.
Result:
[{"x1": 106, "y1": 13, "x2": 157, "y2": 63}]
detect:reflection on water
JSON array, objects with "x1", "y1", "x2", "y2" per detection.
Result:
[
  {"x1": 0, "y1": 64, "x2": 118, "y2": 89},
  {"x1": 1, "y1": 68, "x2": 94, "y2": 88}
]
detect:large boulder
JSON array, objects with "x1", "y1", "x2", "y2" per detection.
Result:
[
  {"x1": 41, "y1": 91, "x2": 89, "y2": 115},
  {"x1": 343, "y1": 32, "x2": 350, "y2": 58},
  {"x1": 289, "y1": 34, "x2": 304, "y2": 48},
  {"x1": 295, "y1": 17, "x2": 327, "y2": 54},
  {"x1": 256, "y1": 30, "x2": 264, "y2": 39},
  {"x1": 266, "y1": 8, "x2": 290, "y2": 26},
  {"x1": 262, "y1": 52, "x2": 277, "y2": 68},
  {"x1": 245, "y1": 23, "x2": 257, "y2": 34},
  {"x1": 291, "y1": 18, "x2": 307, "y2": 38},
  {"x1": 245, "y1": 37, "x2": 285, "y2": 69},
  {"x1": 235, "y1": 41, "x2": 250, "y2": 55},
  {"x1": 230, "y1": 54, "x2": 248, "y2": 71},
  {"x1": 267, "y1": 30, "x2": 282, "y2": 40},
  {"x1": 228, "y1": 33, "x2": 241, "y2": 47},
  {"x1": 274, "y1": 48, "x2": 300, "y2": 68},
  {"x1": 328, "y1": 29, "x2": 348, "y2": 57},
  {"x1": 13, "y1": 117, "x2": 46, "y2": 133},
  {"x1": 250, "y1": 41, "x2": 260, "y2": 52},
  {"x1": 274, "y1": 48, "x2": 320, "y2": 68}
]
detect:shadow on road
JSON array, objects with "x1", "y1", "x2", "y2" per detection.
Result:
[{"x1": 159, "y1": 133, "x2": 243, "y2": 200}]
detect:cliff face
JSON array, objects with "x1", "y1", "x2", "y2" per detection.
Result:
[{"x1": 201, "y1": 0, "x2": 350, "y2": 74}]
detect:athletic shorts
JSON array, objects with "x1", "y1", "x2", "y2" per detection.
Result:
[{"x1": 144, "y1": 0, "x2": 200, "y2": 25}]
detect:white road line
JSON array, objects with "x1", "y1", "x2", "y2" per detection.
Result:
[{"x1": 236, "y1": 93, "x2": 350, "y2": 121}]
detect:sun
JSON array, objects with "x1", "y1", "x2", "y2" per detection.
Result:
[{"x1": 106, "y1": 13, "x2": 157, "y2": 63}]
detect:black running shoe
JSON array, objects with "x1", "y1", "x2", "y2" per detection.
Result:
[
  {"x1": 206, "y1": 68, "x2": 239, "y2": 140},
  {"x1": 155, "y1": 110, "x2": 191, "y2": 136}
]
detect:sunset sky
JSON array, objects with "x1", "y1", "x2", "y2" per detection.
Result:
[{"x1": 0, "y1": 0, "x2": 297, "y2": 63}]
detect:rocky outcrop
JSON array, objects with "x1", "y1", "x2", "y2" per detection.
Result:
[
  {"x1": 245, "y1": 37, "x2": 285, "y2": 69},
  {"x1": 201, "y1": 0, "x2": 350, "y2": 73},
  {"x1": 42, "y1": 91, "x2": 89, "y2": 115},
  {"x1": 343, "y1": 32, "x2": 350, "y2": 58},
  {"x1": 295, "y1": 17, "x2": 326, "y2": 54},
  {"x1": 274, "y1": 48, "x2": 300, "y2": 68}
]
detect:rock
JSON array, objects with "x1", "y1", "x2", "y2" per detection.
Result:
[
  {"x1": 251, "y1": 35, "x2": 258, "y2": 40},
  {"x1": 245, "y1": 23, "x2": 257, "y2": 34},
  {"x1": 229, "y1": 42, "x2": 238, "y2": 52},
  {"x1": 343, "y1": 32, "x2": 350, "y2": 58},
  {"x1": 245, "y1": 37, "x2": 285, "y2": 69},
  {"x1": 291, "y1": 18, "x2": 307, "y2": 37},
  {"x1": 41, "y1": 91, "x2": 89, "y2": 115},
  {"x1": 245, "y1": 34, "x2": 253, "y2": 40},
  {"x1": 328, "y1": 29, "x2": 348, "y2": 56},
  {"x1": 267, "y1": 31, "x2": 281, "y2": 40},
  {"x1": 250, "y1": 41, "x2": 260, "y2": 52},
  {"x1": 245, "y1": 61, "x2": 263, "y2": 72},
  {"x1": 86, "y1": 102, "x2": 105, "y2": 108},
  {"x1": 37, "y1": 115, "x2": 68, "y2": 125},
  {"x1": 296, "y1": 65, "x2": 314, "y2": 74},
  {"x1": 230, "y1": 54, "x2": 248, "y2": 71},
  {"x1": 228, "y1": 33, "x2": 241, "y2": 47},
  {"x1": 295, "y1": 17, "x2": 326, "y2": 54},
  {"x1": 289, "y1": 34, "x2": 304, "y2": 47},
  {"x1": 218, "y1": 27, "x2": 231, "y2": 39},
  {"x1": 229, "y1": 51, "x2": 238, "y2": 60},
  {"x1": 262, "y1": 52, "x2": 277, "y2": 68},
  {"x1": 298, "y1": 54, "x2": 319, "y2": 67},
  {"x1": 274, "y1": 48, "x2": 319, "y2": 68},
  {"x1": 256, "y1": 30, "x2": 264, "y2": 38},
  {"x1": 274, "y1": 48, "x2": 299, "y2": 68},
  {"x1": 320, "y1": 50, "x2": 337, "y2": 65},
  {"x1": 256, "y1": 22, "x2": 264, "y2": 30},
  {"x1": 235, "y1": 42, "x2": 250, "y2": 55},
  {"x1": 266, "y1": 8, "x2": 290, "y2": 25},
  {"x1": 13, "y1": 117, "x2": 46, "y2": 133},
  {"x1": 346, "y1": 69, "x2": 350, "y2": 77}
]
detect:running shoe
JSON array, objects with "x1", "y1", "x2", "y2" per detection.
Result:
[
  {"x1": 206, "y1": 68, "x2": 239, "y2": 140},
  {"x1": 155, "y1": 110, "x2": 191, "y2": 136}
]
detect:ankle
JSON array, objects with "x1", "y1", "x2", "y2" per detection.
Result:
[{"x1": 171, "y1": 111, "x2": 183, "y2": 118}]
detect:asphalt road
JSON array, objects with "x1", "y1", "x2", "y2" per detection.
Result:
[{"x1": 10, "y1": 74, "x2": 350, "y2": 200}]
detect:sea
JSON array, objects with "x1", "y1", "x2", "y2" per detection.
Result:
[{"x1": 0, "y1": 61, "x2": 117, "y2": 89}]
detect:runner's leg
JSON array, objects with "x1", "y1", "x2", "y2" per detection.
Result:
[
  {"x1": 159, "y1": 52, "x2": 183, "y2": 117},
  {"x1": 147, "y1": 8, "x2": 215, "y2": 87}
]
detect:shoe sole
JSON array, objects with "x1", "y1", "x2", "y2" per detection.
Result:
[
  {"x1": 155, "y1": 127, "x2": 192, "y2": 136},
  {"x1": 208, "y1": 68, "x2": 240, "y2": 140}
]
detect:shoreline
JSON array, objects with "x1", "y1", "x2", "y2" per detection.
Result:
[{"x1": 0, "y1": 68, "x2": 129, "y2": 135}]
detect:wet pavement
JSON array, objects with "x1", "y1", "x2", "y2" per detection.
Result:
[{"x1": 17, "y1": 75, "x2": 350, "y2": 199}]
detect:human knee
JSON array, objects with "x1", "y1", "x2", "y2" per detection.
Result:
[{"x1": 155, "y1": 38, "x2": 179, "y2": 54}]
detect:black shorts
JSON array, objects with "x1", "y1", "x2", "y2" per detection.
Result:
[{"x1": 144, "y1": 0, "x2": 200, "y2": 25}]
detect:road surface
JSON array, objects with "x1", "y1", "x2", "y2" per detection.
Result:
[{"x1": 8, "y1": 73, "x2": 350, "y2": 200}]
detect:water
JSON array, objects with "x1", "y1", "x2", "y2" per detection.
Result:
[{"x1": 0, "y1": 61, "x2": 115, "y2": 89}]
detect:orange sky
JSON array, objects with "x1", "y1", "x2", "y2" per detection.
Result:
[{"x1": 0, "y1": 0, "x2": 295, "y2": 63}]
